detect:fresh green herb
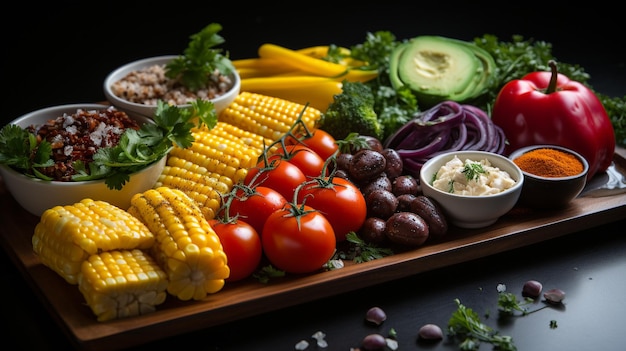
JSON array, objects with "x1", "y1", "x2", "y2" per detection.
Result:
[
  {"x1": 253, "y1": 265, "x2": 286, "y2": 284},
  {"x1": 448, "y1": 299, "x2": 517, "y2": 351},
  {"x1": 597, "y1": 92, "x2": 626, "y2": 147},
  {"x1": 0, "y1": 125, "x2": 54, "y2": 175},
  {"x1": 497, "y1": 291, "x2": 534, "y2": 316},
  {"x1": 165, "y1": 23, "x2": 235, "y2": 92},
  {"x1": 0, "y1": 99, "x2": 217, "y2": 190},
  {"x1": 462, "y1": 162, "x2": 486, "y2": 181},
  {"x1": 336, "y1": 232, "x2": 394, "y2": 263}
]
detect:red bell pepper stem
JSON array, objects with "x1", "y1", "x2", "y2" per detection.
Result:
[{"x1": 547, "y1": 60, "x2": 558, "y2": 94}]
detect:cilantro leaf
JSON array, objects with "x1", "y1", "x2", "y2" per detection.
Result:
[{"x1": 165, "y1": 23, "x2": 235, "y2": 91}]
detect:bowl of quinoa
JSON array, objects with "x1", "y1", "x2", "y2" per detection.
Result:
[
  {"x1": 104, "y1": 55, "x2": 240, "y2": 118},
  {"x1": 0, "y1": 104, "x2": 166, "y2": 216}
]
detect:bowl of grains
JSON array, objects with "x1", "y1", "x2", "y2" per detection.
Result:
[
  {"x1": 104, "y1": 55, "x2": 240, "y2": 118},
  {"x1": 103, "y1": 23, "x2": 240, "y2": 118},
  {"x1": 508, "y1": 145, "x2": 589, "y2": 209},
  {"x1": 0, "y1": 104, "x2": 167, "y2": 216}
]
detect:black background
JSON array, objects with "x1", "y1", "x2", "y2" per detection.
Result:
[
  {"x1": 2, "y1": 3, "x2": 626, "y2": 350},
  {"x1": 3, "y1": 1, "x2": 624, "y2": 125}
]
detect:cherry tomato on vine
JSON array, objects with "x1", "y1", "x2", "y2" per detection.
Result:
[
  {"x1": 209, "y1": 219, "x2": 262, "y2": 282},
  {"x1": 262, "y1": 204, "x2": 336, "y2": 274},
  {"x1": 244, "y1": 156, "x2": 307, "y2": 201},
  {"x1": 273, "y1": 144, "x2": 327, "y2": 178},
  {"x1": 286, "y1": 128, "x2": 339, "y2": 161},
  {"x1": 225, "y1": 185, "x2": 288, "y2": 235},
  {"x1": 297, "y1": 177, "x2": 367, "y2": 242}
]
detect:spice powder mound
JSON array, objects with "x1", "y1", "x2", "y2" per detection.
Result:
[{"x1": 513, "y1": 148, "x2": 584, "y2": 177}]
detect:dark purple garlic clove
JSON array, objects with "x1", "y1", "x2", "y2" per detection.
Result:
[
  {"x1": 522, "y1": 280, "x2": 543, "y2": 298},
  {"x1": 418, "y1": 323, "x2": 444, "y2": 340},
  {"x1": 365, "y1": 306, "x2": 387, "y2": 325},
  {"x1": 544, "y1": 288, "x2": 566, "y2": 304}
]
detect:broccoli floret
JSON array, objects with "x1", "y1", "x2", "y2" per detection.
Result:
[{"x1": 318, "y1": 80, "x2": 383, "y2": 140}]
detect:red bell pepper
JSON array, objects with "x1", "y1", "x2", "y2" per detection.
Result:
[{"x1": 492, "y1": 60, "x2": 615, "y2": 180}]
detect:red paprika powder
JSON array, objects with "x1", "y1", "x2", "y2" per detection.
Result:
[{"x1": 513, "y1": 148, "x2": 583, "y2": 177}]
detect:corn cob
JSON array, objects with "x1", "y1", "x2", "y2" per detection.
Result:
[
  {"x1": 128, "y1": 187, "x2": 230, "y2": 301},
  {"x1": 158, "y1": 123, "x2": 264, "y2": 220},
  {"x1": 32, "y1": 199, "x2": 155, "y2": 284},
  {"x1": 219, "y1": 91, "x2": 321, "y2": 141},
  {"x1": 78, "y1": 249, "x2": 168, "y2": 322}
]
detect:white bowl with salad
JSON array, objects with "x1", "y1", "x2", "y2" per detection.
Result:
[
  {"x1": 0, "y1": 104, "x2": 169, "y2": 216},
  {"x1": 419, "y1": 150, "x2": 524, "y2": 229}
]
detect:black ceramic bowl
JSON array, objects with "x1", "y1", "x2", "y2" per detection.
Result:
[{"x1": 508, "y1": 145, "x2": 589, "y2": 209}]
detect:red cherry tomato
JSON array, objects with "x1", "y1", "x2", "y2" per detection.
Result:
[
  {"x1": 209, "y1": 219, "x2": 262, "y2": 282},
  {"x1": 287, "y1": 128, "x2": 339, "y2": 160},
  {"x1": 273, "y1": 144, "x2": 328, "y2": 178},
  {"x1": 244, "y1": 157, "x2": 307, "y2": 201},
  {"x1": 297, "y1": 176, "x2": 367, "y2": 242},
  {"x1": 226, "y1": 185, "x2": 288, "y2": 235},
  {"x1": 262, "y1": 204, "x2": 336, "y2": 274}
]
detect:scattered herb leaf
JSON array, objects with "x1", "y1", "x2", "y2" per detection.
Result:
[{"x1": 165, "y1": 23, "x2": 235, "y2": 91}]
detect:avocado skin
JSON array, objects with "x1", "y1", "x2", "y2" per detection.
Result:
[{"x1": 390, "y1": 36, "x2": 496, "y2": 108}]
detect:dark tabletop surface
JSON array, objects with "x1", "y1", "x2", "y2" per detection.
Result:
[{"x1": 2, "y1": 2, "x2": 625, "y2": 351}]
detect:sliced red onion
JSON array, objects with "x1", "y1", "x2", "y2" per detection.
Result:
[{"x1": 384, "y1": 101, "x2": 507, "y2": 177}]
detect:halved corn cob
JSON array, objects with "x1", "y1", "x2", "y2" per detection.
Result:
[
  {"x1": 219, "y1": 91, "x2": 321, "y2": 141},
  {"x1": 128, "y1": 187, "x2": 230, "y2": 301},
  {"x1": 158, "y1": 123, "x2": 264, "y2": 220},
  {"x1": 78, "y1": 249, "x2": 168, "y2": 322},
  {"x1": 32, "y1": 199, "x2": 155, "y2": 284}
]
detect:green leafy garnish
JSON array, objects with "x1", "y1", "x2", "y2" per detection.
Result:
[
  {"x1": 462, "y1": 162, "x2": 486, "y2": 181},
  {"x1": 448, "y1": 299, "x2": 517, "y2": 351},
  {"x1": 253, "y1": 265, "x2": 286, "y2": 284},
  {"x1": 165, "y1": 23, "x2": 235, "y2": 92},
  {"x1": 337, "y1": 232, "x2": 394, "y2": 263},
  {"x1": 0, "y1": 99, "x2": 217, "y2": 190}
]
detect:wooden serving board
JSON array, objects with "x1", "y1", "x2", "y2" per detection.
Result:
[{"x1": 1, "y1": 148, "x2": 625, "y2": 351}]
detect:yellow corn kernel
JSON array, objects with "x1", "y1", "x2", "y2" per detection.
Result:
[
  {"x1": 32, "y1": 199, "x2": 155, "y2": 284},
  {"x1": 207, "y1": 121, "x2": 271, "y2": 151},
  {"x1": 78, "y1": 249, "x2": 168, "y2": 322},
  {"x1": 128, "y1": 187, "x2": 230, "y2": 301},
  {"x1": 156, "y1": 165, "x2": 226, "y2": 220},
  {"x1": 220, "y1": 91, "x2": 321, "y2": 141}
]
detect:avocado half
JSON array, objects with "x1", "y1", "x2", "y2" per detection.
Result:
[{"x1": 389, "y1": 35, "x2": 496, "y2": 107}]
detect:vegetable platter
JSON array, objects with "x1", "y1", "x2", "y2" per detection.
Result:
[{"x1": 1, "y1": 148, "x2": 624, "y2": 351}]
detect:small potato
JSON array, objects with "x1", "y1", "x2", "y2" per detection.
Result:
[
  {"x1": 392, "y1": 175, "x2": 419, "y2": 196},
  {"x1": 366, "y1": 189, "x2": 398, "y2": 219},
  {"x1": 336, "y1": 153, "x2": 353, "y2": 172},
  {"x1": 410, "y1": 195, "x2": 448, "y2": 238},
  {"x1": 396, "y1": 194, "x2": 417, "y2": 212},
  {"x1": 382, "y1": 148, "x2": 403, "y2": 180},
  {"x1": 359, "y1": 217, "x2": 387, "y2": 244},
  {"x1": 385, "y1": 212, "x2": 429, "y2": 246},
  {"x1": 349, "y1": 149, "x2": 386, "y2": 183},
  {"x1": 361, "y1": 173, "x2": 393, "y2": 197}
]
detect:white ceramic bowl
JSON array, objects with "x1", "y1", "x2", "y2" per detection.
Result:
[
  {"x1": 419, "y1": 150, "x2": 524, "y2": 229},
  {"x1": 508, "y1": 145, "x2": 589, "y2": 209},
  {"x1": 103, "y1": 55, "x2": 240, "y2": 118},
  {"x1": 0, "y1": 104, "x2": 166, "y2": 217}
]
